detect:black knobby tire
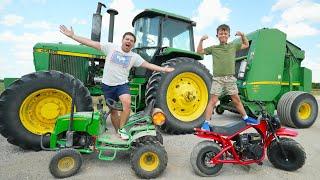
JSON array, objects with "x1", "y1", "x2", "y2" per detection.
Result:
[
  {"x1": 190, "y1": 140, "x2": 223, "y2": 177},
  {"x1": 130, "y1": 140, "x2": 168, "y2": 179},
  {"x1": 49, "y1": 148, "x2": 83, "y2": 178},
  {"x1": 0, "y1": 71, "x2": 93, "y2": 150},
  {"x1": 145, "y1": 57, "x2": 212, "y2": 134},
  {"x1": 277, "y1": 91, "x2": 318, "y2": 128},
  {"x1": 267, "y1": 138, "x2": 306, "y2": 171},
  {"x1": 215, "y1": 105, "x2": 224, "y2": 115}
]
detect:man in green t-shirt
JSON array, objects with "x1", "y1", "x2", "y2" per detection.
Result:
[{"x1": 197, "y1": 24, "x2": 259, "y2": 129}]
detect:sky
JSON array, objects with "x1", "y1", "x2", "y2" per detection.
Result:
[{"x1": 0, "y1": 0, "x2": 319, "y2": 82}]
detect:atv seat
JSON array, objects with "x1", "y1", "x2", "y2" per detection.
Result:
[{"x1": 210, "y1": 121, "x2": 246, "y2": 136}]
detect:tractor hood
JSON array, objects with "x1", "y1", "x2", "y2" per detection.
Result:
[{"x1": 33, "y1": 42, "x2": 106, "y2": 59}]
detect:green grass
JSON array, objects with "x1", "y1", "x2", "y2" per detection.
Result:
[
  {"x1": 0, "y1": 82, "x2": 4, "y2": 94},
  {"x1": 311, "y1": 89, "x2": 320, "y2": 96}
]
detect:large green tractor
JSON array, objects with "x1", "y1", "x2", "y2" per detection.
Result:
[{"x1": 0, "y1": 4, "x2": 211, "y2": 150}]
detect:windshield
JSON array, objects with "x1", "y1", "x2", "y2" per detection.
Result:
[
  {"x1": 133, "y1": 17, "x2": 160, "y2": 61},
  {"x1": 134, "y1": 17, "x2": 160, "y2": 48},
  {"x1": 162, "y1": 19, "x2": 192, "y2": 51}
]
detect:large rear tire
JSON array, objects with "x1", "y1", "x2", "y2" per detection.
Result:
[
  {"x1": 145, "y1": 58, "x2": 212, "y2": 134},
  {"x1": 0, "y1": 71, "x2": 93, "y2": 150},
  {"x1": 277, "y1": 91, "x2": 318, "y2": 128}
]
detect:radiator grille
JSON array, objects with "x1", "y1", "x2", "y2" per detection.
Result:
[{"x1": 49, "y1": 54, "x2": 89, "y2": 83}]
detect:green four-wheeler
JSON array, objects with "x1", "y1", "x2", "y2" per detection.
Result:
[
  {"x1": 0, "y1": 3, "x2": 212, "y2": 150},
  {"x1": 45, "y1": 79, "x2": 167, "y2": 179}
]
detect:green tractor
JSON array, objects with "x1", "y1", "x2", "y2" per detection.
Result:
[
  {"x1": 216, "y1": 28, "x2": 318, "y2": 128},
  {"x1": 0, "y1": 3, "x2": 212, "y2": 150}
]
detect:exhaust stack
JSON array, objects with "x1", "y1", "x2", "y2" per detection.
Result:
[
  {"x1": 107, "y1": 9, "x2": 118, "y2": 43},
  {"x1": 91, "y1": 2, "x2": 106, "y2": 42}
]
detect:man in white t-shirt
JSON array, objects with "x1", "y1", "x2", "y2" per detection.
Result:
[{"x1": 60, "y1": 25, "x2": 174, "y2": 139}]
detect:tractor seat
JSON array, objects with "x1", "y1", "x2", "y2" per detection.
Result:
[{"x1": 210, "y1": 121, "x2": 246, "y2": 136}]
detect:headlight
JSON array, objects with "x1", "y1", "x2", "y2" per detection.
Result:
[{"x1": 152, "y1": 108, "x2": 166, "y2": 126}]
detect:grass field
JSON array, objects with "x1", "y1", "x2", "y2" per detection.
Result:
[{"x1": 0, "y1": 82, "x2": 4, "y2": 94}]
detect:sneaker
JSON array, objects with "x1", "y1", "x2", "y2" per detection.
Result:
[
  {"x1": 201, "y1": 121, "x2": 211, "y2": 131},
  {"x1": 118, "y1": 128, "x2": 129, "y2": 140},
  {"x1": 243, "y1": 117, "x2": 260, "y2": 125}
]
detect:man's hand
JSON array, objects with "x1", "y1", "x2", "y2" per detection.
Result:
[
  {"x1": 200, "y1": 35, "x2": 208, "y2": 41},
  {"x1": 162, "y1": 66, "x2": 175, "y2": 73},
  {"x1": 235, "y1": 31, "x2": 244, "y2": 37},
  {"x1": 60, "y1": 25, "x2": 74, "y2": 38}
]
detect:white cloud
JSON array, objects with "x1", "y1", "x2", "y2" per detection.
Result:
[
  {"x1": 192, "y1": 0, "x2": 231, "y2": 31},
  {"x1": 302, "y1": 55, "x2": 320, "y2": 83},
  {"x1": 23, "y1": 21, "x2": 56, "y2": 30},
  {"x1": 0, "y1": 0, "x2": 11, "y2": 11},
  {"x1": 281, "y1": 1, "x2": 320, "y2": 23},
  {"x1": 71, "y1": 18, "x2": 88, "y2": 25},
  {"x1": 272, "y1": 0, "x2": 301, "y2": 11},
  {"x1": 317, "y1": 43, "x2": 320, "y2": 48},
  {"x1": 275, "y1": 22, "x2": 319, "y2": 38},
  {"x1": 261, "y1": 15, "x2": 273, "y2": 24},
  {"x1": 268, "y1": 0, "x2": 320, "y2": 39},
  {"x1": 0, "y1": 14, "x2": 24, "y2": 26},
  {"x1": 0, "y1": 30, "x2": 76, "y2": 79}
]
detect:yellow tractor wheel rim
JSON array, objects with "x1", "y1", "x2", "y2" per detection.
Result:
[
  {"x1": 167, "y1": 72, "x2": 208, "y2": 122},
  {"x1": 58, "y1": 157, "x2": 75, "y2": 172},
  {"x1": 19, "y1": 88, "x2": 72, "y2": 135},
  {"x1": 139, "y1": 152, "x2": 159, "y2": 172},
  {"x1": 298, "y1": 102, "x2": 311, "y2": 120}
]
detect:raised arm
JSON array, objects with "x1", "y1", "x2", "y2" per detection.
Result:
[
  {"x1": 197, "y1": 35, "x2": 208, "y2": 55},
  {"x1": 140, "y1": 61, "x2": 174, "y2": 73},
  {"x1": 235, "y1": 31, "x2": 249, "y2": 49},
  {"x1": 59, "y1": 25, "x2": 101, "y2": 50}
]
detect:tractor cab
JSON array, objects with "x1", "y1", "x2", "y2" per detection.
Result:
[{"x1": 132, "y1": 9, "x2": 196, "y2": 63}]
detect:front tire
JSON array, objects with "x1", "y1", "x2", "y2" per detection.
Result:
[
  {"x1": 0, "y1": 71, "x2": 93, "y2": 150},
  {"x1": 145, "y1": 58, "x2": 212, "y2": 134},
  {"x1": 267, "y1": 138, "x2": 306, "y2": 171},
  {"x1": 190, "y1": 140, "x2": 223, "y2": 177},
  {"x1": 130, "y1": 141, "x2": 168, "y2": 179},
  {"x1": 49, "y1": 148, "x2": 83, "y2": 178}
]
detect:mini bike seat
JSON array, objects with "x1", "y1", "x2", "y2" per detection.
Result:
[{"x1": 210, "y1": 121, "x2": 246, "y2": 136}]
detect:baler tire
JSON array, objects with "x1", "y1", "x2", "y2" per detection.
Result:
[
  {"x1": 277, "y1": 91, "x2": 318, "y2": 128},
  {"x1": 145, "y1": 57, "x2": 212, "y2": 134},
  {"x1": 0, "y1": 71, "x2": 93, "y2": 151}
]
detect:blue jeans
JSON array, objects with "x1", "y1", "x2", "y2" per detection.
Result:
[{"x1": 102, "y1": 83, "x2": 130, "y2": 102}]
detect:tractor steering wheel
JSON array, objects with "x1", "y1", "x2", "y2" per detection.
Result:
[{"x1": 105, "y1": 98, "x2": 123, "y2": 111}]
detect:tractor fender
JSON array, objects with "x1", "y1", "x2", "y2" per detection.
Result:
[{"x1": 131, "y1": 129, "x2": 157, "y2": 141}]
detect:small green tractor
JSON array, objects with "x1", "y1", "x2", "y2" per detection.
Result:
[{"x1": 43, "y1": 78, "x2": 167, "y2": 178}]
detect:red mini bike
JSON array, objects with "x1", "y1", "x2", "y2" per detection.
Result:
[{"x1": 190, "y1": 103, "x2": 306, "y2": 177}]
